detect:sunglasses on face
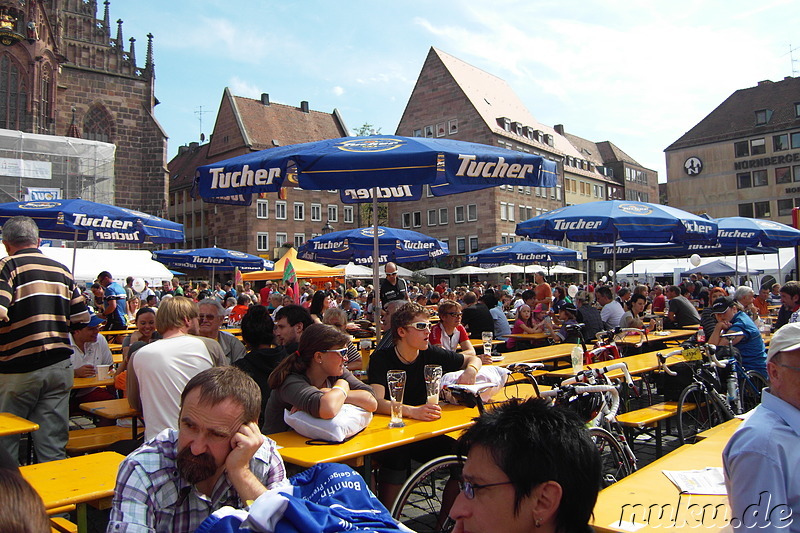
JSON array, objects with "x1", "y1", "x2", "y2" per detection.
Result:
[
  {"x1": 323, "y1": 348, "x2": 349, "y2": 358},
  {"x1": 443, "y1": 312, "x2": 462, "y2": 317},
  {"x1": 386, "y1": 272, "x2": 398, "y2": 277},
  {"x1": 408, "y1": 321, "x2": 431, "y2": 331}
]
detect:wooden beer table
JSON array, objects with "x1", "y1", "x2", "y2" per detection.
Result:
[
  {"x1": 545, "y1": 349, "x2": 689, "y2": 380},
  {"x1": 79, "y1": 398, "x2": 141, "y2": 438},
  {"x1": 72, "y1": 376, "x2": 115, "y2": 389},
  {"x1": 592, "y1": 418, "x2": 743, "y2": 532},
  {"x1": 21, "y1": 451, "x2": 125, "y2": 533}
]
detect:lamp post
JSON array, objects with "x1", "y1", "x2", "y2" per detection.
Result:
[{"x1": 321, "y1": 219, "x2": 334, "y2": 234}]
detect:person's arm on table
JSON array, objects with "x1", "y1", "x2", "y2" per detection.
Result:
[{"x1": 456, "y1": 355, "x2": 481, "y2": 384}]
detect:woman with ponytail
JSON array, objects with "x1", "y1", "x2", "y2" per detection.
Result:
[{"x1": 261, "y1": 323, "x2": 377, "y2": 434}]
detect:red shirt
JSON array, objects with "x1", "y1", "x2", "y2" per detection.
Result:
[
  {"x1": 652, "y1": 294, "x2": 666, "y2": 313},
  {"x1": 429, "y1": 323, "x2": 468, "y2": 351}
]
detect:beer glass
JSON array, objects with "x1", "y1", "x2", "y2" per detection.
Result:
[
  {"x1": 387, "y1": 370, "x2": 407, "y2": 428},
  {"x1": 424, "y1": 365, "x2": 442, "y2": 405}
]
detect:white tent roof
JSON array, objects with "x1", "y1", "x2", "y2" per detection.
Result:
[
  {"x1": 0, "y1": 247, "x2": 174, "y2": 285},
  {"x1": 484, "y1": 265, "x2": 528, "y2": 274},
  {"x1": 378, "y1": 264, "x2": 413, "y2": 277},
  {"x1": 450, "y1": 266, "x2": 489, "y2": 275},
  {"x1": 335, "y1": 263, "x2": 374, "y2": 278},
  {"x1": 547, "y1": 265, "x2": 586, "y2": 274},
  {"x1": 416, "y1": 267, "x2": 452, "y2": 276}
]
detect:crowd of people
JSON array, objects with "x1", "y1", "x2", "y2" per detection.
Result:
[{"x1": 1, "y1": 217, "x2": 798, "y2": 532}]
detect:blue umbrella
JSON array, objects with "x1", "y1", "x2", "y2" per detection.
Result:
[
  {"x1": 711, "y1": 216, "x2": 800, "y2": 283},
  {"x1": 0, "y1": 199, "x2": 183, "y2": 243},
  {"x1": 153, "y1": 247, "x2": 274, "y2": 272},
  {"x1": 297, "y1": 227, "x2": 448, "y2": 266},
  {"x1": 466, "y1": 240, "x2": 581, "y2": 266},
  {"x1": 195, "y1": 135, "x2": 557, "y2": 201},
  {"x1": 516, "y1": 201, "x2": 717, "y2": 244},
  {"x1": 516, "y1": 201, "x2": 717, "y2": 283}
]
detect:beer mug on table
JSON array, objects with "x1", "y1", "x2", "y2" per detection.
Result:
[{"x1": 481, "y1": 331, "x2": 493, "y2": 356}]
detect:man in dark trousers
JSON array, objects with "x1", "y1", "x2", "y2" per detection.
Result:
[{"x1": 0, "y1": 216, "x2": 89, "y2": 464}]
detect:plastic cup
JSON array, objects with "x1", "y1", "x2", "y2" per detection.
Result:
[{"x1": 96, "y1": 364, "x2": 111, "y2": 379}]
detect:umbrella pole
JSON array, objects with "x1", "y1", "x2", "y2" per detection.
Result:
[
  {"x1": 777, "y1": 248, "x2": 782, "y2": 284},
  {"x1": 372, "y1": 189, "x2": 381, "y2": 344},
  {"x1": 71, "y1": 228, "x2": 78, "y2": 275},
  {"x1": 744, "y1": 250, "x2": 751, "y2": 287},
  {"x1": 735, "y1": 242, "x2": 740, "y2": 286},
  {"x1": 612, "y1": 232, "x2": 618, "y2": 286}
]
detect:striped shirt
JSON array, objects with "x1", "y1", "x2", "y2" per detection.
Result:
[
  {"x1": 0, "y1": 248, "x2": 89, "y2": 373},
  {"x1": 107, "y1": 428, "x2": 288, "y2": 533}
]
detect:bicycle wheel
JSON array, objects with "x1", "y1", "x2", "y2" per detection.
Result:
[
  {"x1": 740, "y1": 370, "x2": 768, "y2": 413},
  {"x1": 588, "y1": 427, "x2": 632, "y2": 487},
  {"x1": 391, "y1": 455, "x2": 461, "y2": 533},
  {"x1": 676, "y1": 384, "x2": 728, "y2": 445}
]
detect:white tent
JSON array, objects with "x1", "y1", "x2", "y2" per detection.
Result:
[
  {"x1": 547, "y1": 265, "x2": 586, "y2": 275},
  {"x1": 378, "y1": 264, "x2": 413, "y2": 277},
  {"x1": 450, "y1": 266, "x2": 489, "y2": 275},
  {"x1": 0, "y1": 247, "x2": 174, "y2": 285},
  {"x1": 484, "y1": 265, "x2": 527, "y2": 274},
  {"x1": 617, "y1": 249, "x2": 795, "y2": 286}
]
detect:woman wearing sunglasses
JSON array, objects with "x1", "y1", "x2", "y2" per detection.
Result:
[
  {"x1": 368, "y1": 302, "x2": 482, "y2": 506},
  {"x1": 429, "y1": 299, "x2": 476, "y2": 356},
  {"x1": 261, "y1": 323, "x2": 377, "y2": 435}
]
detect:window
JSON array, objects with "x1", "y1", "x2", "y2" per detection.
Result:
[
  {"x1": 734, "y1": 141, "x2": 749, "y2": 158},
  {"x1": 427, "y1": 209, "x2": 437, "y2": 226},
  {"x1": 310, "y1": 203, "x2": 322, "y2": 222},
  {"x1": 412, "y1": 211, "x2": 421, "y2": 227},
  {"x1": 256, "y1": 232, "x2": 269, "y2": 251},
  {"x1": 83, "y1": 103, "x2": 113, "y2": 142},
  {"x1": 738, "y1": 203, "x2": 754, "y2": 218},
  {"x1": 456, "y1": 237, "x2": 466, "y2": 254},
  {"x1": 343, "y1": 205, "x2": 354, "y2": 223},
  {"x1": 774, "y1": 134, "x2": 789, "y2": 151},
  {"x1": 425, "y1": 185, "x2": 433, "y2": 198},
  {"x1": 293, "y1": 202, "x2": 304, "y2": 221},
  {"x1": 753, "y1": 170, "x2": 768, "y2": 187},
  {"x1": 455, "y1": 205, "x2": 465, "y2": 223},
  {"x1": 439, "y1": 208, "x2": 448, "y2": 225},
  {"x1": 275, "y1": 201, "x2": 287, "y2": 220},
  {"x1": 440, "y1": 238, "x2": 449, "y2": 251},
  {"x1": 778, "y1": 198, "x2": 794, "y2": 217},
  {"x1": 275, "y1": 233, "x2": 288, "y2": 247},
  {"x1": 257, "y1": 199, "x2": 269, "y2": 219},
  {"x1": 776, "y1": 167, "x2": 792, "y2": 184},
  {"x1": 737, "y1": 172, "x2": 752, "y2": 189},
  {"x1": 796, "y1": 103, "x2": 800, "y2": 118},
  {"x1": 792, "y1": 132, "x2": 800, "y2": 149},
  {"x1": 500, "y1": 202, "x2": 507, "y2": 221},
  {"x1": 294, "y1": 234, "x2": 306, "y2": 248},
  {"x1": 754, "y1": 201, "x2": 771, "y2": 218},
  {"x1": 402, "y1": 212, "x2": 411, "y2": 228},
  {"x1": 467, "y1": 204, "x2": 477, "y2": 222},
  {"x1": 469, "y1": 236, "x2": 479, "y2": 253},
  {"x1": 327, "y1": 205, "x2": 338, "y2": 223},
  {"x1": 795, "y1": 165, "x2": 800, "y2": 182},
  {"x1": 750, "y1": 138, "x2": 766, "y2": 155},
  {"x1": 507, "y1": 203, "x2": 514, "y2": 222},
  {"x1": 755, "y1": 109, "x2": 769, "y2": 125}
]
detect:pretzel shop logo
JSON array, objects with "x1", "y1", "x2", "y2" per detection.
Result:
[
  {"x1": 493, "y1": 245, "x2": 513, "y2": 253},
  {"x1": 619, "y1": 203, "x2": 653, "y2": 216},
  {"x1": 336, "y1": 138, "x2": 406, "y2": 153},
  {"x1": 359, "y1": 228, "x2": 386, "y2": 238}
]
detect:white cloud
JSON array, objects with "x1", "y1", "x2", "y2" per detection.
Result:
[
  {"x1": 332, "y1": 86, "x2": 345, "y2": 96},
  {"x1": 228, "y1": 77, "x2": 262, "y2": 99}
]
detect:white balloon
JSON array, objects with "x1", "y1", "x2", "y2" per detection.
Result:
[
  {"x1": 132, "y1": 278, "x2": 145, "y2": 292},
  {"x1": 600, "y1": 276, "x2": 607, "y2": 283},
  {"x1": 608, "y1": 270, "x2": 615, "y2": 277},
  {"x1": 568, "y1": 284, "x2": 578, "y2": 298},
  {"x1": 689, "y1": 254, "x2": 701, "y2": 267}
]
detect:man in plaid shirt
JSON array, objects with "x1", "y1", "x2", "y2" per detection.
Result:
[{"x1": 108, "y1": 367, "x2": 288, "y2": 532}]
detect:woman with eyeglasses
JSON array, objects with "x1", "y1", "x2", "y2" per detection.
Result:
[
  {"x1": 261, "y1": 323, "x2": 377, "y2": 435},
  {"x1": 368, "y1": 302, "x2": 482, "y2": 506},
  {"x1": 322, "y1": 307, "x2": 362, "y2": 370},
  {"x1": 430, "y1": 299, "x2": 476, "y2": 356}
]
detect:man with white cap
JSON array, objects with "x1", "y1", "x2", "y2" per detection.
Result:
[{"x1": 722, "y1": 322, "x2": 800, "y2": 531}]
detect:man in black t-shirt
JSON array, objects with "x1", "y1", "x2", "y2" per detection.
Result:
[
  {"x1": 379, "y1": 262, "x2": 408, "y2": 304},
  {"x1": 460, "y1": 291, "x2": 494, "y2": 339}
]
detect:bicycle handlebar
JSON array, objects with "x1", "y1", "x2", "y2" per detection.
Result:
[
  {"x1": 541, "y1": 383, "x2": 621, "y2": 421},
  {"x1": 704, "y1": 346, "x2": 728, "y2": 368},
  {"x1": 560, "y1": 361, "x2": 634, "y2": 388},
  {"x1": 657, "y1": 349, "x2": 684, "y2": 376}
]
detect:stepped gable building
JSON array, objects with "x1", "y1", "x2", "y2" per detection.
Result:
[
  {"x1": 393, "y1": 47, "x2": 647, "y2": 264},
  {"x1": 168, "y1": 89, "x2": 351, "y2": 255},
  {"x1": 665, "y1": 76, "x2": 800, "y2": 224},
  {"x1": 0, "y1": 0, "x2": 166, "y2": 215}
]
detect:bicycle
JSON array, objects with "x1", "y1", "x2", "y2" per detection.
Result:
[
  {"x1": 710, "y1": 331, "x2": 769, "y2": 415},
  {"x1": 657, "y1": 346, "x2": 735, "y2": 445},
  {"x1": 564, "y1": 323, "x2": 647, "y2": 365},
  {"x1": 390, "y1": 363, "x2": 545, "y2": 533}
]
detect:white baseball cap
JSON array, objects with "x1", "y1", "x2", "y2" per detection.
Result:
[{"x1": 767, "y1": 322, "x2": 800, "y2": 363}]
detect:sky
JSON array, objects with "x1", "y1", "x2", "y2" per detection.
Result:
[{"x1": 110, "y1": 0, "x2": 800, "y2": 183}]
